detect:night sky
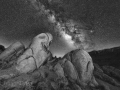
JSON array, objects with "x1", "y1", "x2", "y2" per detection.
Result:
[{"x1": 0, "y1": 0, "x2": 120, "y2": 57}]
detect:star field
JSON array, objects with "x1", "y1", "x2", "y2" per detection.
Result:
[{"x1": 0, "y1": 0, "x2": 120, "y2": 57}]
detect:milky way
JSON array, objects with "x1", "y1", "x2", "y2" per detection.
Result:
[{"x1": 0, "y1": 0, "x2": 120, "y2": 57}]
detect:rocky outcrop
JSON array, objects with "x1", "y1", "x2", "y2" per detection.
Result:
[
  {"x1": 0, "y1": 33, "x2": 53, "y2": 81},
  {"x1": 0, "y1": 33, "x2": 119, "y2": 90},
  {"x1": 71, "y1": 49, "x2": 96, "y2": 86},
  {"x1": 16, "y1": 33, "x2": 53, "y2": 73},
  {"x1": 63, "y1": 49, "x2": 98, "y2": 88},
  {"x1": 0, "y1": 33, "x2": 95, "y2": 90}
]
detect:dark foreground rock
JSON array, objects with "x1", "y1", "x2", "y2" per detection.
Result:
[
  {"x1": 94, "y1": 63, "x2": 120, "y2": 88},
  {"x1": 0, "y1": 33, "x2": 119, "y2": 90},
  {"x1": 0, "y1": 45, "x2": 5, "y2": 54}
]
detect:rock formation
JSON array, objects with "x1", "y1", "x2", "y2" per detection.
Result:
[
  {"x1": 62, "y1": 49, "x2": 98, "y2": 88},
  {"x1": 0, "y1": 33, "x2": 53, "y2": 81},
  {"x1": 16, "y1": 33, "x2": 53, "y2": 73},
  {"x1": 0, "y1": 42, "x2": 25, "y2": 69},
  {"x1": 0, "y1": 33, "x2": 119, "y2": 90}
]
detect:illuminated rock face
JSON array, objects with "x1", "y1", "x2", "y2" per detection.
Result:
[
  {"x1": 16, "y1": 33, "x2": 53, "y2": 73},
  {"x1": 63, "y1": 49, "x2": 98, "y2": 87},
  {"x1": 0, "y1": 42, "x2": 25, "y2": 62},
  {"x1": 0, "y1": 33, "x2": 101, "y2": 90},
  {"x1": 0, "y1": 42, "x2": 25, "y2": 69},
  {"x1": 71, "y1": 49, "x2": 94, "y2": 84}
]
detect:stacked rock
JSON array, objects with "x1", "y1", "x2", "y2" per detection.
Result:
[{"x1": 0, "y1": 33, "x2": 98, "y2": 90}]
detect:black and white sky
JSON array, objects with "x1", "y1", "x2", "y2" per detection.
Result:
[{"x1": 0, "y1": 0, "x2": 120, "y2": 57}]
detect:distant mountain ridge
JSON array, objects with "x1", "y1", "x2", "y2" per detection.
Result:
[
  {"x1": 89, "y1": 46, "x2": 120, "y2": 68},
  {"x1": 90, "y1": 46, "x2": 120, "y2": 54}
]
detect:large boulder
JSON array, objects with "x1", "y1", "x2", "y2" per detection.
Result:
[
  {"x1": 16, "y1": 33, "x2": 53, "y2": 73},
  {"x1": 63, "y1": 49, "x2": 98, "y2": 87}
]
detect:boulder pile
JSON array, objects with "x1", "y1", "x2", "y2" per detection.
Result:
[{"x1": 0, "y1": 33, "x2": 119, "y2": 90}]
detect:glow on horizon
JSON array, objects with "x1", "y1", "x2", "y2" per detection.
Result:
[{"x1": 61, "y1": 31, "x2": 75, "y2": 48}]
